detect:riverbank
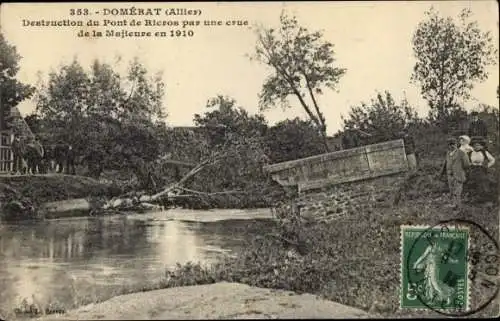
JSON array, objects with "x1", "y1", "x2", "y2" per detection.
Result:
[
  {"x1": 0, "y1": 174, "x2": 113, "y2": 204},
  {"x1": 35, "y1": 282, "x2": 371, "y2": 319},
  {"x1": 0, "y1": 174, "x2": 115, "y2": 221},
  {"x1": 0, "y1": 174, "x2": 286, "y2": 221}
]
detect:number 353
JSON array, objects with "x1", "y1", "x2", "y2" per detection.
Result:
[{"x1": 70, "y1": 8, "x2": 89, "y2": 15}]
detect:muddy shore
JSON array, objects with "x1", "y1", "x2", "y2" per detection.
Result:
[{"x1": 36, "y1": 282, "x2": 372, "y2": 320}]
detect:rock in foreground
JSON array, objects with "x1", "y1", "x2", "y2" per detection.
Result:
[{"x1": 38, "y1": 282, "x2": 372, "y2": 319}]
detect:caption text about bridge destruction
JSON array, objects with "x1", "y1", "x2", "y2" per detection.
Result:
[{"x1": 21, "y1": 6, "x2": 250, "y2": 39}]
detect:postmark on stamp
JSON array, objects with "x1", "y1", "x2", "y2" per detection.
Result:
[{"x1": 400, "y1": 224, "x2": 470, "y2": 311}]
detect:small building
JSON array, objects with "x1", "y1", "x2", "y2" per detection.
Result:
[{"x1": 0, "y1": 106, "x2": 35, "y2": 173}]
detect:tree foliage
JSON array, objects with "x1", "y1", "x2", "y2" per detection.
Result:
[
  {"x1": 24, "y1": 114, "x2": 42, "y2": 134},
  {"x1": 342, "y1": 91, "x2": 419, "y2": 144},
  {"x1": 194, "y1": 95, "x2": 268, "y2": 147},
  {"x1": 251, "y1": 11, "x2": 346, "y2": 150},
  {"x1": 265, "y1": 117, "x2": 325, "y2": 163},
  {"x1": 190, "y1": 96, "x2": 269, "y2": 193},
  {"x1": 411, "y1": 7, "x2": 497, "y2": 121},
  {"x1": 0, "y1": 33, "x2": 35, "y2": 129},
  {"x1": 34, "y1": 57, "x2": 167, "y2": 181}
]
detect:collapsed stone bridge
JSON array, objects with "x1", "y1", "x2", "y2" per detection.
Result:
[{"x1": 263, "y1": 139, "x2": 410, "y2": 220}]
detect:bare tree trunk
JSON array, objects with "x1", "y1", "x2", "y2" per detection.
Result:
[
  {"x1": 303, "y1": 72, "x2": 330, "y2": 153},
  {"x1": 320, "y1": 127, "x2": 330, "y2": 153},
  {"x1": 149, "y1": 158, "x2": 214, "y2": 201}
]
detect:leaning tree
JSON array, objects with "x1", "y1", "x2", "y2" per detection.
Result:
[{"x1": 251, "y1": 11, "x2": 346, "y2": 152}]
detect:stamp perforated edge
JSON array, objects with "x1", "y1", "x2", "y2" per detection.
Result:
[
  {"x1": 399, "y1": 224, "x2": 429, "y2": 311},
  {"x1": 399, "y1": 224, "x2": 471, "y2": 312}
]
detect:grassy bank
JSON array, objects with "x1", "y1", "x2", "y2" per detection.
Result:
[
  {"x1": 0, "y1": 175, "x2": 116, "y2": 221},
  {"x1": 153, "y1": 196, "x2": 498, "y2": 318},
  {"x1": 0, "y1": 175, "x2": 113, "y2": 204}
]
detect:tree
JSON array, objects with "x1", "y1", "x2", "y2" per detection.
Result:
[
  {"x1": 342, "y1": 91, "x2": 419, "y2": 144},
  {"x1": 251, "y1": 11, "x2": 346, "y2": 151},
  {"x1": 476, "y1": 104, "x2": 499, "y2": 154},
  {"x1": 0, "y1": 33, "x2": 35, "y2": 130},
  {"x1": 122, "y1": 58, "x2": 166, "y2": 121},
  {"x1": 36, "y1": 59, "x2": 91, "y2": 146},
  {"x1": 87, "y1": 59, "x2": 125, "y2": 118},
  {"x1": 35, "y1": 57, "x2": 167, "y2": 180},
  {"x1": 194, "y1": 95, "x2": 268, "y2": 147},
  {"x1": 24, "y1": 114, "x2": 42, "y2": 134},
  {"x1": 411, "y1": 7, "x2": 497, "y2": 122},
  {"x1": 265, "y1": 118, "x2": 325, "y2": 163},
  {"x1": 190, "y1": 95, "x2": 270, "y2": 193}
]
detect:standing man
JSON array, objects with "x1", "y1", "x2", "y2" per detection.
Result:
[
  {"x1": 32, "y1": 139, "x2": 45, "y2": 174},
  {"x1": 24, "y1": 139, "x2": 44, "y2": 174},
  {"x1": 11, "y1": 134, "x2": 24, "y2": 175},
  {"x1": 440, "y1": 137, "x2": 471, "y2": 209},
  {"x1": 44, "y1": 144, "x2": 55, "y2": 173},
  {"x1": 54, "y1": 142, "x2": 66, "y2": 173},
  {"x1": 65, "y1": 144, "x2": 76, "y2": 175},
  {"x1": 468, "y1": 111, "x2": 488, "y2": 139}
]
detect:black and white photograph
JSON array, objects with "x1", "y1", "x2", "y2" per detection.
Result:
[{"x1": 0, "y1": 1, "x2": 499, "y2": 319}]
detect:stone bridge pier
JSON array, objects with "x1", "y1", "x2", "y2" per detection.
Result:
[{"x1": 263, "y1": 139, "x2": 409, "y2": 221}]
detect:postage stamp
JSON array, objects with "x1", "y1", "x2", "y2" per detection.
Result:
[{"x1": 400, "y1": 225, "x2": 470, "y2": 311}]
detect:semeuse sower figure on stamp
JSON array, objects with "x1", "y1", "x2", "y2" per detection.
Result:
[{"x1": 413, "y1": 241, "x2": 459, "y2": 305}]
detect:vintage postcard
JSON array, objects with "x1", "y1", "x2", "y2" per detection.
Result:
[{"x1": 0, "y1": 1, "x2": 498, "y2": 319}]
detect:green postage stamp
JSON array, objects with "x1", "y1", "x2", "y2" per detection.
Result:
[{"x1": 400, "y1": 225, "x2": 470, "y2": 311}]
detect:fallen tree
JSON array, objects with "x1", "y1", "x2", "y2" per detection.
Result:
[{"x1": 101, "y1": 137, "x2": 267, "y2": 211}]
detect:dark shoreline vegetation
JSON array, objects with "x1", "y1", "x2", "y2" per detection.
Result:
[{"x1": 0, "y1": 174, "x2": 287, "y2": 222}]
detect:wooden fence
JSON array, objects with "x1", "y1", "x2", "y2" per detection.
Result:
[{"x1": 263, "y1": 139, "x2": 409, "y2": 193}]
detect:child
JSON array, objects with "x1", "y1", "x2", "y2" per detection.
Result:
[
  {"x1": 440, "y1": 137, "x2": 471, "y2": 208},
  {"x1": 466, "y1": 137, "x2": 495, "y2": 203}
]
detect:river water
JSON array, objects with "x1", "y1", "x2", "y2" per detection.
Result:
[{"x1": 0, "y1": 208, "x2": 274, "y2": 316}]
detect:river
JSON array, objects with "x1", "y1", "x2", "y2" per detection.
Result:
[{"x1": 0, "y1": 208, "x2": 275, "y2": 317}]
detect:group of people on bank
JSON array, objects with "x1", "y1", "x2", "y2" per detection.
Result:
[
  {"x1": 401, "y1": 111, "x2": 496, "y2": 208},
  {"x1": 10, "y1": 135, "x2": 77, "y2": 175},
  {"x1": 441, "y1": 112, "x2": 495, "y2": 207}
]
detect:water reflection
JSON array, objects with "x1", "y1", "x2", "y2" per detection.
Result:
[{"x1": 0, "y1": 210, "x2": 273, "y2": 316}]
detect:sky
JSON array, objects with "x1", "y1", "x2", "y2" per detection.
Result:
[{"x1": 1, "y1": 1, "x2": 499, "y2": 135}]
